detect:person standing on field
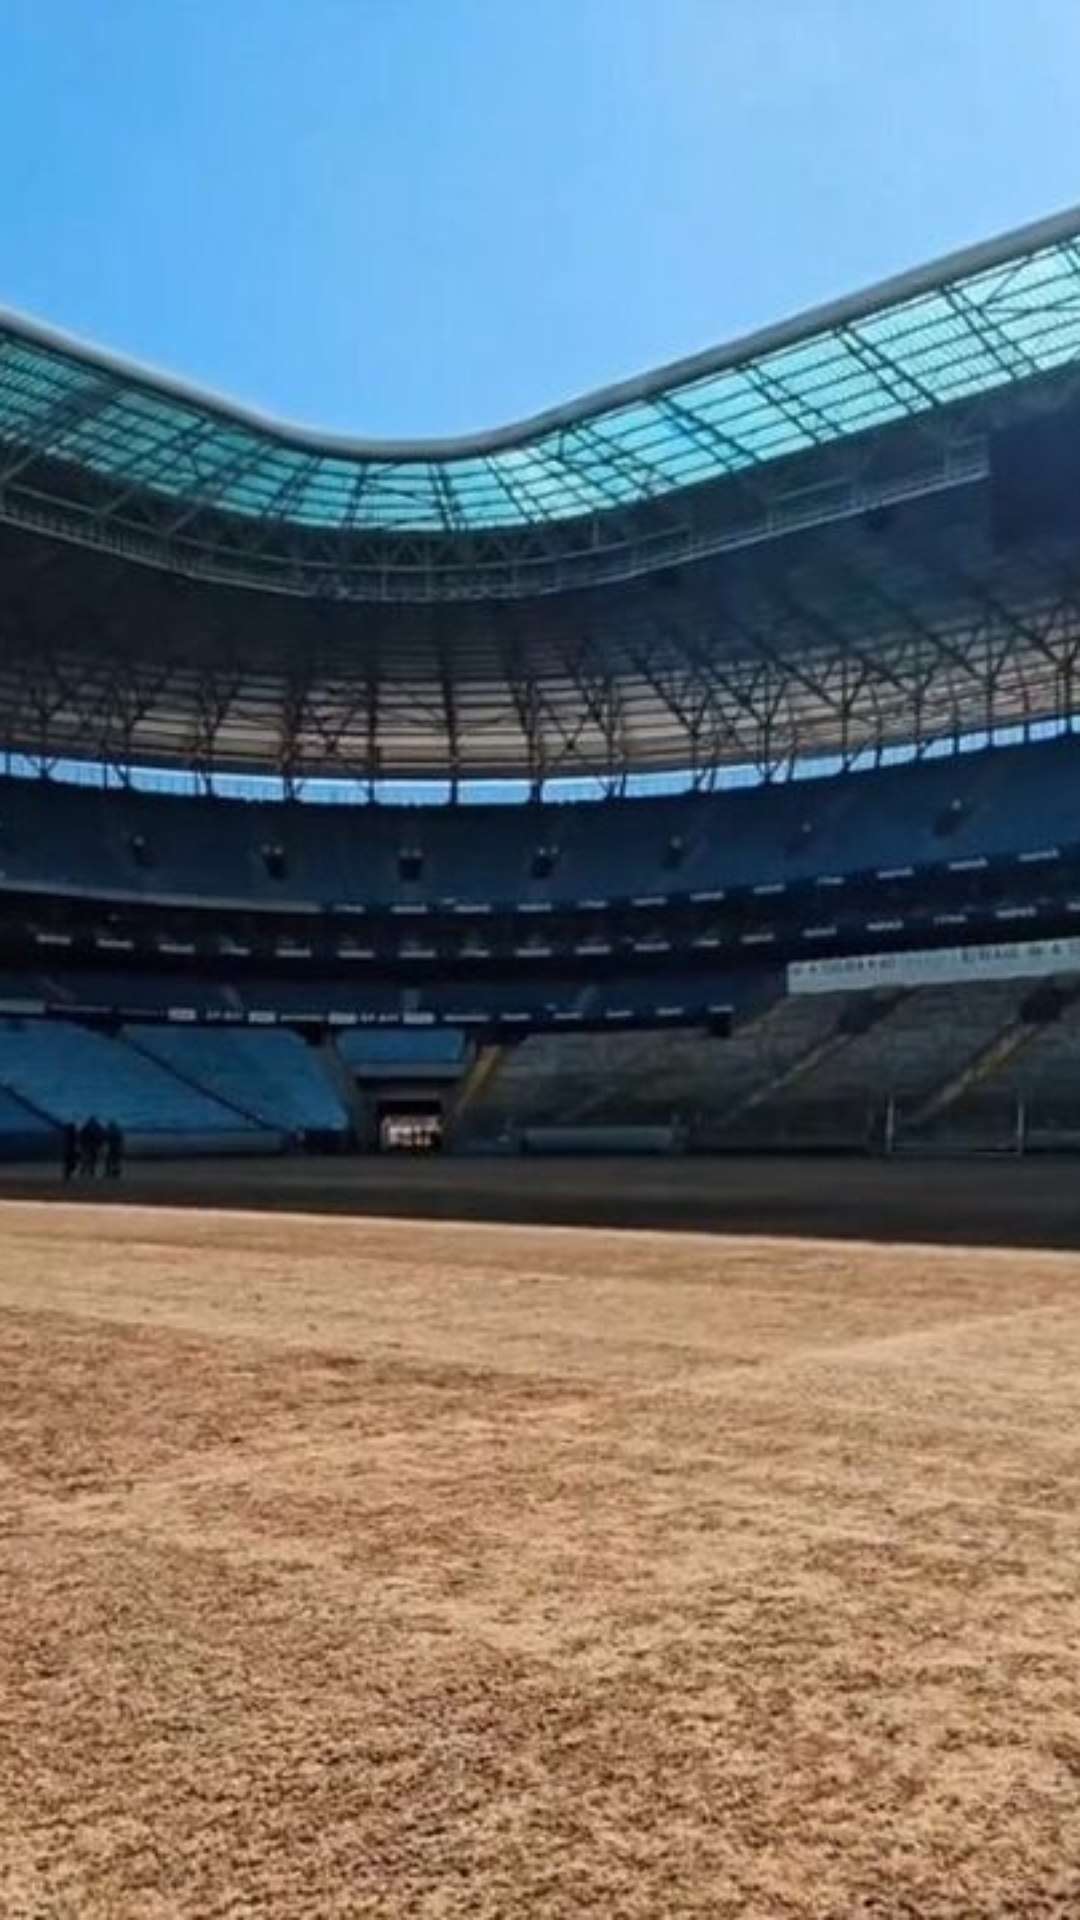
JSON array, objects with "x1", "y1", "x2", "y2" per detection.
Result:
[
  {"x1": 80, "y1": 1115, "x2": 104, "y2": 1178},
  {"x1": 104, "y1": 1120, "x2": 125, "y2": 1179}
]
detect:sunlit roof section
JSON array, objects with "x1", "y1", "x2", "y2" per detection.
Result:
[{"x1": 3, "y1": 208, "x2": 1080, "y2": 533}]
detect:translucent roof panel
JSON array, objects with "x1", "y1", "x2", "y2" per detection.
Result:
[{"x1": 3, "y1": 208, "x2": 1080, "y2": 534}]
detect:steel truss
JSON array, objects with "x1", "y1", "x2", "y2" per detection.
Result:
[
  {"x1": 6, "y1": 208, "x2": 1076, "y2": 583},
  {"x1": 0, "y1": 406, "x2": 998, "y2": 603},
  {"x1": 3, "y1": 214, "x2": 1080, "y2": 785},
  {"x1": 1, "y1": 478, "x2": 1079, "y2": 787},
  {"x1": 5, "y1": 201, "x2": 1080, "y2": 603}
]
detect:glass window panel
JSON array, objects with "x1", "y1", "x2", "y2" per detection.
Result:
[{"x1": 5, "y1": 232, "x2": 1080, "y2": 530}]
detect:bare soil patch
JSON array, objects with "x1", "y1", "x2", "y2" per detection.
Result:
[{"x1": 3, "y1": 1200, "x2": 1080, "y2": 1916}]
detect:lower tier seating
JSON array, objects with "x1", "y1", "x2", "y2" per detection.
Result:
[
  {"x1": 737, "y1": 981, "x2": 1029, "y2": 1143},
  {"x1": 131, "y1": 1027, "x2": 347, "y2": 1132},
  {"x1": 460, "y1": 977, "x2": 1080, "y2": 1147},
  {"x1": 0, "y1": 1081, "x2": 57, "y2": 1158},
  {"x1": 461, "y1": 991, "x2": 836, "y2": 1136},
  {"x1": 0, "y1": 1019, "x2": 265, "y2": 1138},
  {"x1": 1, "y1": 971, "x2": 1079, "y2": 1157}
]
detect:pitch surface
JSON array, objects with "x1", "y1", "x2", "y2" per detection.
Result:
[{"x1": 2, "y1": 1199, "x2": 1079, "y2": 1917}]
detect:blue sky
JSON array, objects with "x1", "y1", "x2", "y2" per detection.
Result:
[{"x1": 3, "y1": 0, "x2": 1080, "y2": 439}]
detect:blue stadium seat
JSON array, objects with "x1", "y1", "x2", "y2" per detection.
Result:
[
  {"x1": 132, "y1": 1026, "x2": 347, "y2": 1132},
  {"x1": 0, "y1": 1019, "x2": 264, "y2": 1136},
  {"x1": 0, "y1": 1081, "x2": 57, "y2": 1159},
  {"x1": 337, "y1": 1027, "x2": 466, "y2": 1069}
]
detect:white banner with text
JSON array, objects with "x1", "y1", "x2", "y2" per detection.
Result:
[{"x1": 787, "y1": 935, "x2": 1080, "y2": 996}]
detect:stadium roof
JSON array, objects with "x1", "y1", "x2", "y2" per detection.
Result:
[
  {"x1": 3, "y1": 207, "x2": 1080, "y2": 787},
  {"x1": 3, "y1": 204, "x2": 1080, "y2": 539}
]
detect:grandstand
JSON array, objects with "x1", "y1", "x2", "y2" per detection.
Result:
[{"x1": 5, "y1": 205, "x2": 1080, "y2": 1153}]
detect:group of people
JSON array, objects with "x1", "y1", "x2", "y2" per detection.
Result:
[{"x1": 62, "y1": 1116, "x2": 126, "y2": 1181}]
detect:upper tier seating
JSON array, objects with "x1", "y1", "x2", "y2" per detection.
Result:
[{"x1": 4, "y1": 734, "x2": 1080, "y2": 912}]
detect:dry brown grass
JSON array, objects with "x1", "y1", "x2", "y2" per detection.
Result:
[{"x1": 3, "y1": 1197, "x2": 1080, "y2": 1917}]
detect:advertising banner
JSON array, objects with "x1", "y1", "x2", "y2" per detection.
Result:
[{"x1": 787, "y1": 935, "x2": 1080, "y2": 995}]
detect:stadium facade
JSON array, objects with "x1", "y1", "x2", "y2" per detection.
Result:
[{"x1": 4, "y1": 206, "x2": 1080, "y2": 1152}]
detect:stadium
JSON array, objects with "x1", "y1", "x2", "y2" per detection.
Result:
[
  {"x1": 2, "y1": 206, "x2": 1080, "y2": 1165},
  {"x1": 8, "y1": 201, "x2": 1080, "y2": 1918}
]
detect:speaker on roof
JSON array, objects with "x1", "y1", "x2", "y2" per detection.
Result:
[{"x1": 991, "y1": 401, "x2": 1080, "y2": 549}]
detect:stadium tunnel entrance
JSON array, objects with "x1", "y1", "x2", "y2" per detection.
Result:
[{"x1": 377, "y1": 1096, "x2": 444, "y2": 1153}]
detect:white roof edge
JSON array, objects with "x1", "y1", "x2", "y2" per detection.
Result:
[{"x1": 1, "y1": 202, "x2": 1078, "y2": 464}]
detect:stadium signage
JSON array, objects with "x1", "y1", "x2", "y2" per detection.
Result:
[{"x1": 788, "y1": 936, "x2": 1080, "y2": 995}]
